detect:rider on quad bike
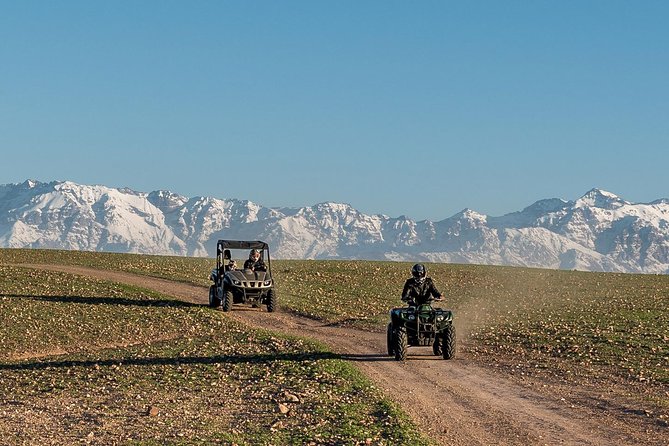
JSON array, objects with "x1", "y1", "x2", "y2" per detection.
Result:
[
  {"x1": 387, "y1": 263, "x2": 455, "y2": 361},
  {"x1": 401, "y1": 263, "x2": 444, "y2": 306}
]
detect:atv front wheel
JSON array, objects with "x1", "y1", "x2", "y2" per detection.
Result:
[
  {"x1": 442, "y1": 324, "x2": 456, "y2": 360},
  {"x1": 393, "y1": 327, "x2": 408, "y2": 361},
  {"x1": 208, "y1": 285, "x2": 221, "y2": 308},
  {"x1": 266, "y1": 288, "x2": 277, "y2": 312},
  {"x1": 222, "y1": 287, "x2": 232, "y2": 312},
  {"x1": 386, "y1": 323, "x2": 394, "y2": 356}
]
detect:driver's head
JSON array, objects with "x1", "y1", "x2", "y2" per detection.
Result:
[
  {"x1": 249, "y1": 249, "x2": 261, "y2": 260},
  {"x1": 411, "y1": 263, "x2": 426, "y2": 283}
]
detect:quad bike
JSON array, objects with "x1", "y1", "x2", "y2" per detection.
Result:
[
  {"x1": 387, "y1": 301, "x2": 455, "y2": 361},
  {"x1": 208, "y1": 239, "x2": 277, "y2": 312}
]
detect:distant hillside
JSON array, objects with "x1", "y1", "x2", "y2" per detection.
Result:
[{"x1": 1, "y1": 180, "x2": 668, "y2": 273}]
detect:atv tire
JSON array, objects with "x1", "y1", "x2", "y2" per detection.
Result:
[
  {"x1": 386, "y1": 323, "x2": 394, "y2": 356},
  {"x1": 209, "y1": 285, "x2": 221, "y2": 308},
  {"x1": 393, "y1": 326, "x2": 408, "y2": 361},
  {"x1": 432, "y1": 334, "x2": 442, "y2": 356},
  {"x1": 442, "y1": 324, "x2": 456, "y2": 360},
  {"x1": 266, "y1": 288, "x2": 277, "y2": 313},
  {"x1": 222, "y1": 287, "x2": 232, "y2": 312}
]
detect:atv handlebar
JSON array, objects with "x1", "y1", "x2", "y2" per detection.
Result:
[{"x1": 403, "y1": 297, "x2": 443, "y2": 306}]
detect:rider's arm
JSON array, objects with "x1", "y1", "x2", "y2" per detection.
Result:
[
  {"x1": 401, "y1": 280, "x2": 411, "y2": 301},
  {"x1": 426, "y1": 279, "x2": 443, "y2": 300}
]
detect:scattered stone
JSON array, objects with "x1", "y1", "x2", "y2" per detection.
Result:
[
  {"x1": 284, "y1": 391, "x2": 300, "y2": 402},
  {"x1": 147, "y1": 406, "x2": 159, "y2": 417},
  {"x1": 277, "y1": 403, "x2": 290, "y2": 414}
]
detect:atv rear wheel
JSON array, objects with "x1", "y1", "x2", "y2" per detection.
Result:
[
  {"x1": 266, "y1": 288, "x2": 277, "y2": 312},
  {"x1": 222, "y1": 287, "x2": 232, "y2": 312},
  {"x1": 442, "y1": 324, "x2": 456, "y2": 360},
  {"x1": 432, "y1": 334, "x2": 442, "y2": 356},
  {"x1": 393, "y1": 326, "x2": 408, "y2": 361},
  {"x1": 208, "y1": 285, "x2": 221, "y2": 308},
  {"x1": 386, "y1": 323, "x2": 394, "y2": 356}
]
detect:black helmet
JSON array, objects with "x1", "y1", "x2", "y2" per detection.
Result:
[{"x1": 411, "y1": 264, "x2": 426, "y2": 282}]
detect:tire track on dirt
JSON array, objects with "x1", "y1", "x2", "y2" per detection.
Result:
[{"x1": 23, "y1": 264, "x2": 666, "y2": 446}]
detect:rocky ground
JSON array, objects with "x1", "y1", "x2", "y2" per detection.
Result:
[{"x1": 26, "y1": 264, "x2": 668, "y2": 446}]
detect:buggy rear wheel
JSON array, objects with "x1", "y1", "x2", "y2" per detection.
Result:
[
  {"x1": 208, "y1": 285, "x2": 221, "y2": 308},
  {"x1": 386, "y1": 323, "x2": 394, "y2": 356},
  {"x1": 442, "y1": 324, "x2": 456, "y2": 360},
  {"x1": 393, "y1": 327, "x2": 408, "y2": 361}
]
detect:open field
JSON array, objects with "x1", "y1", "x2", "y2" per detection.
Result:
[
  {"x1": 0, "y1": 263, "x2": 428, "y2": 445},
  {"x1": 1, "y1": 248, "x2": 668, "y2": 443},
  {"x1": 3, "y1": 249, "x2": 668, "y2": 388}
]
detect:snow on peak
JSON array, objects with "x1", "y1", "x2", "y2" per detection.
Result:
[
  {"x1": 455, "y1": 208, "x2": 487, "y2": 222},
  {"x1": 575, "y1": 188, "x2": 627, "y2": 210},
  {"x1": 314, "y1": 202, "x2": 355, "y2": 213},
  {"x1": 147, "y1": 190, "x2": 188, "y2": 212},
  {"x1": 118, "y1": 187, "x2": 142, "y2": 196},
  {"x1": 23, "y1": 179, "x2": 41, "y2": 189},
  {"x1": 2, "y1": 179, "x2": 669, "y2": 273},
  {"x1": 581, "y1": 188, "x2": 619, "y2": 199},
  {"x1": 523, "y1": 198, "x2": 570, "y2": 214}
]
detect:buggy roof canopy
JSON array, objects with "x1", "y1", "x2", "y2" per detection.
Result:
[{"x1": 217, "y1": 240, "x2": 269, "y2": 251}]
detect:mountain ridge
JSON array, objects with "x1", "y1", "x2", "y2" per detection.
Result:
[{"x1": 1, "y1": 179, "x2": 668, "y2": 274}]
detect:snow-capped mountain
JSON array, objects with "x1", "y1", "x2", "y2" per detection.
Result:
[{"x1": 1, "y1": 180, "x2": 668, "y2": 274}]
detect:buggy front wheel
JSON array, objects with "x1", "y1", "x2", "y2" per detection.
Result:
[
  {"x1": 222, "y1": 288, "x2": 232, "y2": 312},
  {"x1": 266, "y1": 289, "x2": 277, "y2": 312},
  {"x1": 208, "y1": 285, "x2": 221, "y2": 308}
]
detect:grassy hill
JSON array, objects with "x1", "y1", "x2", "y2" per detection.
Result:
[
  {"x1": 1, "y1": 248, "x2": 668, "y2": 441},
  {"x1": 0, "y1": 255, "x2": 429, "y2": 445}
]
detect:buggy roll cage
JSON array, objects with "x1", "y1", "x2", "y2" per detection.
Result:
[{"x1": 215, "y1": 240, "x2": 272, "y2": 274}]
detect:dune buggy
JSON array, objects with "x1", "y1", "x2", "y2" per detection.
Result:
[
  {"x1": 208, "y1": 240, "x2": 277, "y2": 312},
  {"x1": 387, "y1": 303, "x2": 455, "y2": 361}
]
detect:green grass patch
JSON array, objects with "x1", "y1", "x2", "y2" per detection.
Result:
[
  {"x1": 2, "y1": 248, "x2": 668, "y2": 393},
  {"x1": 0, "y1": 247, "x2": 212, "y2": 285},
  {"x1": 0, "y1": 263, "x2": 430, "y2": 445}
]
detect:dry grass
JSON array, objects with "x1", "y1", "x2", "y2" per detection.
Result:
[
  {"x1": 2, "y1": 248, "x2": 668, "y2": 416},
  {"x1": 0, "y1": 263, "x2": 429, "y2": 445}
]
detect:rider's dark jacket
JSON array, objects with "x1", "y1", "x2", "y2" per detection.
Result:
[
  {"x1": 401, "y1": 277, "x2": 442, "y2": 306},
  {"x1": 244, "y1": 258, "x2": 267, "y2": 271}
]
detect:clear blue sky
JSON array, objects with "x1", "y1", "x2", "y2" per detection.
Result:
[{"x1": 1, "y1": 1, "x2": 667, "y2": 221}]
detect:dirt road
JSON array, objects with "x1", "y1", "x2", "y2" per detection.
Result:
[{"x1": 31, "y1": 265, "x2": 668, "y2": 445}]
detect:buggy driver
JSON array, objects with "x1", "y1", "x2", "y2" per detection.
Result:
[
  {"x1": 244, "y1": 249, "x2": 267, "y2": 272},
  {"x1": 401, "y1": 263, "x2": 444, "y2": 306}
]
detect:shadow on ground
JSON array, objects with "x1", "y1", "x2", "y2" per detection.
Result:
[
  {"x1": 0, "y1": 293, "x2": 201, "y2": 308},
  {"x1": 0, "y1": 351, "x2": 396, "y2": 371}
]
